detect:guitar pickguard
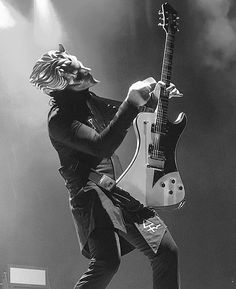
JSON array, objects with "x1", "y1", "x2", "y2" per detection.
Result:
[{"x1": 146, "y1": 170, "x2": 185, "y2": 207}]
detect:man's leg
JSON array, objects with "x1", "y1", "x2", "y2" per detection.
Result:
[
  {"x1": 75, "y1": 229, "x2": 121, "y2": 289},
  {"x1": 151, "y1": 230, "x2": 180, "y2": 289},
  {"x1": 120, "y1": 223, "x2": 180, "y2": 289}
]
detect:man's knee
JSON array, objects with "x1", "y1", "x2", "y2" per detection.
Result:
[
  {"x1": 90, "y1": 256, "x2": 121, "y2": 275},
  {"x1": 166, "y1": 241, "x2": 178, "y2": 266},
  {"x1": 104, "y1": 258, "x2": 121, "y2": 274},
  {"x1": 75, "y1": 257, "x2": 120, "y2": 289}
]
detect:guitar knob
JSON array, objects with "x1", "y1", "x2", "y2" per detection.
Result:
[
  {"x1": 169, "y1": 190, "x2": 173, "y2": 195},
  {"x1": 171, "y1": 179, "x2": 175, "y2": 184},
  {"x1": 178, "y1": 185, "x2": 183, "y2": 190},
  {"x1": 161, "y1": 182, "x2": 165, "y2": 187}
]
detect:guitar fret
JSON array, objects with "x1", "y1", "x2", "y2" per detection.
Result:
[
  {"x1": 163, "y1": 63, "x2": 172, "y2": 68},
  {"x1": 162, "y1": 106, "x2": 168, "y2": 109},
  {"x1": 162, "y1": 69, "x2": 172, "y2": 74},
  {"x1": 163, "y1": 62, "x2": 173, "y2": 68},
  {"x1": 157, "y1": 109, "x2": 167, "y2": 113},
  {"x1": 163, "y1": 57, "x2": 173, "y2": 62}
]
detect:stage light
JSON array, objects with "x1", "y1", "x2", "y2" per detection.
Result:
[
  {"x1": 8, "y1": 265, "x2": 48, "y2": 287},
  {"x1": 33, "y1": 0, "x2": 64, "y2": 48},
  {"x1": 34, "y1": 0, "x2": 53, "y2": 21},
  {"x1": 0, "y1": 0, "x2": 15, "y2": 29},
  {"x1": 1, "y1": 265, "x2": 50, "y2": 289}
]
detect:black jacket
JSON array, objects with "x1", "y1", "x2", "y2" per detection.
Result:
[
  {"x1": 47, "y1": 88, "x2": 157, "y2": 258},
  {"x1": 48, "y1": 88, "x2": 140, "y2": 188}
]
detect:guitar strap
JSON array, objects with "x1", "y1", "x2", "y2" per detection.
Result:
[
  {"x1": 88, "y1": 169, "x2": 155, "y2": 224},
  {"x1": 88, "y1": 169, "x2": 116, "y2": 191}
]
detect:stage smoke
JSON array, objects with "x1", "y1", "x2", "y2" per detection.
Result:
[{"x1": 192, "y1": 0, "x2": 236, "y2": 68}]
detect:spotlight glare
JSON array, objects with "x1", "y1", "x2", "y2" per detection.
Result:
[
  {"x1": 34, "y1": 0, "x2": 51, "y2": 21},
  {"x1": 33, "y1": 0, "x2": 64, "y2": 48},
  {"x1": 0, "y1": 0, "x2": 15, "y2": 29}
]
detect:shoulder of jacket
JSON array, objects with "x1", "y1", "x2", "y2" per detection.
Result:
[
  {"x1": 89, "y1": 91, "x2": 121, "y2": 109},
  {"x1": 47, "y1": 106, "x2": 69, "y2": 128}
]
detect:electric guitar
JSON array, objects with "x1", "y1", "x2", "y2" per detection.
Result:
[{"x1": 116, "y1": 3, "x2": 187, "y2": 209}]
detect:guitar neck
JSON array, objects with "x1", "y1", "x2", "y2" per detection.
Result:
[
  {"x1": 161, "y1": 32, "x2": 175, "y2": 86},
  {"x1": 155, "y1": 32, "x2": 175, "y2": 133}
]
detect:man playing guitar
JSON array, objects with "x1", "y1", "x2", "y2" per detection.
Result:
[{"x1": 30, "y1": 42, "x2": 183, "y2": 289}]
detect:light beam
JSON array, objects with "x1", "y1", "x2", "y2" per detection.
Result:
[
  {"x1": 33, "y1": 0, "x2": 64, "y2": 49},
  {"x1": 0, "y1": 0, "x2": 15, "y2": 29}
]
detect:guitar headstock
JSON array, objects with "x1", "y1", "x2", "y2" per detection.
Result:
[{"x1": 158, "y1": 2, "x2": 179, "y2": 34}]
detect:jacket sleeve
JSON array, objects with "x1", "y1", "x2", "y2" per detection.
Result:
[{"x1": 48, "y1": 100, "x2": 139, "y2": 158}]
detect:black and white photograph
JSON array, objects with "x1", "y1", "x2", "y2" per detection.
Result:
[{"x1": 0, "y1": 1, "x2": 235, "y2": 289}]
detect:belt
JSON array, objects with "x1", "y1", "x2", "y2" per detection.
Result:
[{"x1": 88, "y1": 169, "x2": 116, "y2": 191}]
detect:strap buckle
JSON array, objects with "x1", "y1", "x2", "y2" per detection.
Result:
[{"x1": 99, "y1": 175, "x2": 116, "y2": 191}]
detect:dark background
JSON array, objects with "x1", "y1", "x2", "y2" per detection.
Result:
[{"x1": 0, "y1": 0, "x2": 235, "y2": 288}]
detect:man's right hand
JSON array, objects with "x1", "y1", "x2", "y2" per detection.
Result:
[{"x1": 125, "y1": 77, "x2": 157, "y2": 107}]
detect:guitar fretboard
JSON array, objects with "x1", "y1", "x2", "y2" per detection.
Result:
[{"x1": 155, "y1": 32, "x2": 175, "y2": 134}]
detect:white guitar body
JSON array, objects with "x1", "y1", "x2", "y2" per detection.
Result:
[{"x1": 116, "y1": 112, "x2": 186, "y2": 209}]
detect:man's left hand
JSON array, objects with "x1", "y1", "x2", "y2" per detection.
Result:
[{"x1": 153, "y1": 81, "x2": 183, "y2": 99}]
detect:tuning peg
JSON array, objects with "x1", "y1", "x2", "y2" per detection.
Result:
[{"x1": 158, "y1": 10, "x2": 162, "y2": 15}]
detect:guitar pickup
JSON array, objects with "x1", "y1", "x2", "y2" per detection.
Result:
[{"x1": 147, "y1": 156, "x2": 165, "y2": 170}]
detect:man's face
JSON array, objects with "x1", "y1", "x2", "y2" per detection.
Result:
[{"x1": 66, "y1": 56, "x2": 99, "y2": 91}]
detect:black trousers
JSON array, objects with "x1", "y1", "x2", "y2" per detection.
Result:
[{"x1": 75, "y1": 223, "x2": 180, "y2": 289}]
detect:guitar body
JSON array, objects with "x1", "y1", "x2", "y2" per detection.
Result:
[{"x1": 116, "y1": 112, "x2": 187, "y2": 209}]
